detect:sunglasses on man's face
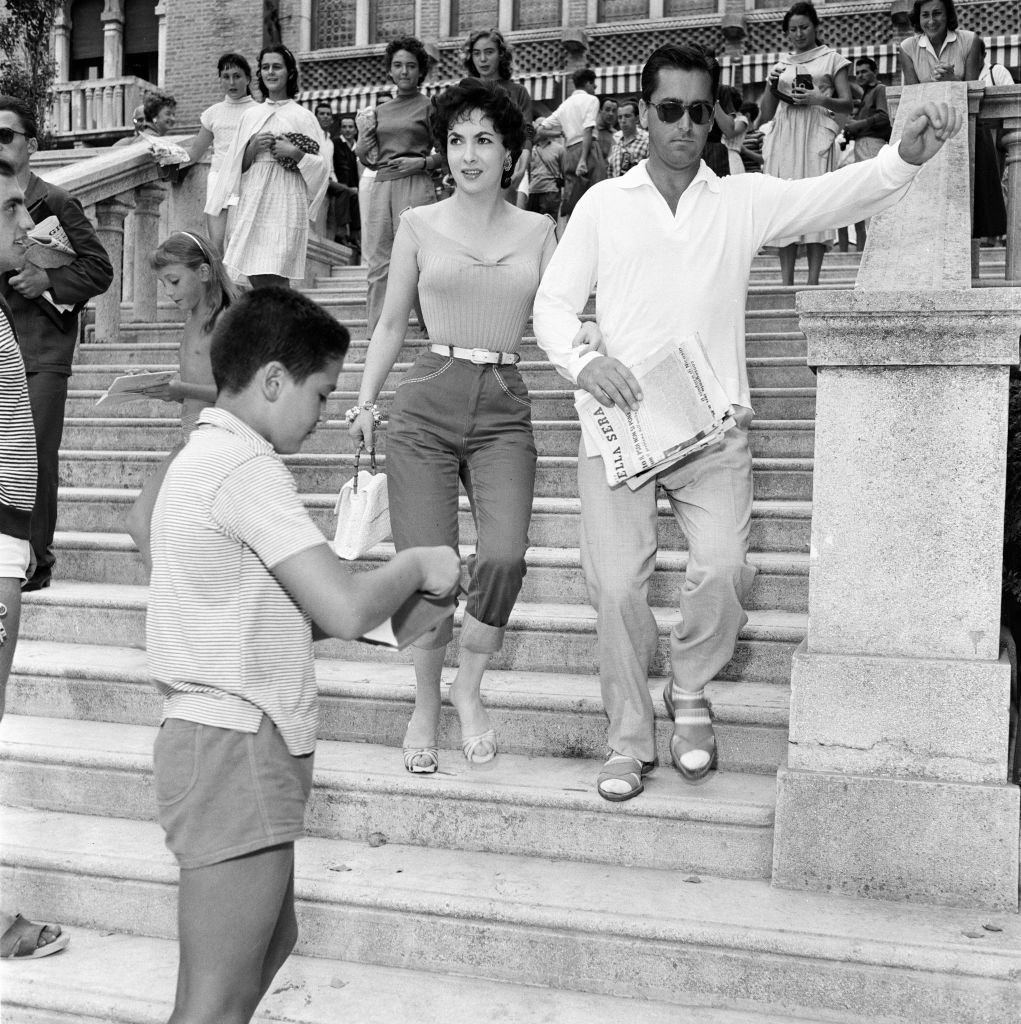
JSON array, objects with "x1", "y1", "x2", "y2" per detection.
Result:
[
  {"x1": 647, "y1": 100, "x2": 716, "y2": 126},
  {"x1": 0, "y1": 127, "x2": 28, "y2": 144}
]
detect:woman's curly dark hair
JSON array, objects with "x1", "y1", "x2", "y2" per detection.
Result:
[
  {"x1": 385, "y1": 35, "x2": 430, "y2": 80},
  {"x1": 464, "y1": 29, "x2": 514, "y2": 80},
  {"x1": 256, "y1": 44, "x2": 299, "y2": 98},
  {"x1": 430, "y1": 78, "x2": 526, "y2": 190}
]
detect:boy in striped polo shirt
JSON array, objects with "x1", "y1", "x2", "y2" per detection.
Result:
[{"x1": 146, "y1": 287, "x2": 459, "y2": 1022}]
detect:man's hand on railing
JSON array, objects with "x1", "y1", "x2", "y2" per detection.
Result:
[{"x1": 897, "y1": 101, "x2": 964, "y2": 166}]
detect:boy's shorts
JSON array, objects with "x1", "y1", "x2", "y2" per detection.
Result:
[
  {"x1": 153, "y1": 715, "x2": 314, "y2": 869},
  {"x1": 0, "y1": 533, "x2": 31, "y2": 581}
]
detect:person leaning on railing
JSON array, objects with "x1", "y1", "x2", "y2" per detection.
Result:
[{"x1": 898, "y1": 0, "x2": 1006, "y2": 242}]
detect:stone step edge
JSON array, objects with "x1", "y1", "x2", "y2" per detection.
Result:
[
  {"x1": 2, "y1": 925, "x2": 842, "y2": 1024},
  {"x1": 19, "y1": 583, "x2": 809, "y2": 640},
  {"x1": 2, "y1": 808, "x2": 1017, "y2": 982},
  {"x1": 57, "y1": 449, "x2": 817, "y2": 472},
  {"x1": 57, "y1": 486, "x2": 815, "y2": 521},
  {"x1": 50, "y1": 531, "x2": 812, "y2": 575},
  {"x1": 0, "y1": 715, "x2": 777, "y2": 827},
  {"x1": 11, "y1": 641, "x2": 793, "y2": 727}
]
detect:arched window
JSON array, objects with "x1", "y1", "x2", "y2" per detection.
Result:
[
  {"x1": 124, "y1": 0, "x2": 158, "y2": 82},
  {"x1": 70, "y1": 0, "x2": 104, "y2": 81}
]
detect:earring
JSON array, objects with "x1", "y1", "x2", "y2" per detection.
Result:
[{"x1": 503, "y1": 157, "x2": 512, "y2": 171}]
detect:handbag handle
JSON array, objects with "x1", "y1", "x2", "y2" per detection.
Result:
[{"x1": 352, "y1": 444, "x2": 378, "y2": 495}]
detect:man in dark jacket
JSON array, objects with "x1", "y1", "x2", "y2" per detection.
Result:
[{"x1": 0, "y1": 96, "x2": 113, "y2": 591}]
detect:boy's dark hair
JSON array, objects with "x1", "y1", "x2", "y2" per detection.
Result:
[
  {"x1": 218, "y1": 52, "x2": 252, "y2": 78},
  {"x1": 257, "y1": 44, "x2": 300, "y2": 98},
  {"x1": 618, "y1": 98, "x2": 640, "y2": 119},
  {"x1": 464, "y1": 28, "x2": 514, "y2": 80},
  {"x1": 572, "y1": 67, "x2": 596, "y2": 90},
  {"x1": 211, "y1": 288, "x2": 350, "y2": 394},
  {"x1": 0, "y1": 95, "x2": 37, "y2": 139},
  {"x1": 143, "y1": 90, "x2": 176, "y2": 123},
  {"x1": 315, "y1": 101, "x2": 333, "y2": 116},
  {"x1": 740, "y1": 100, "x2": 759, "y2": 121},
  {"x1": 385, "y1": 36, "x2": 430, "y2": 78},
  {"x1": 430, "y1": 78, "x2": 525, "y2": 189},
  {"x1": 641, "y1": 44, "x2": 720, "y2": 104},
  {"x1": 855, "y1": 55, "x2": 878, "y2": 72},
  {"x1": 909, "y1": 0, "x2": 957, "y2": 32}
]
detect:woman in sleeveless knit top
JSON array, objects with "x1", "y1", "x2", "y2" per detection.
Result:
[{"x1": 350, "y1": 80, "x2": 557, "y2": 776}]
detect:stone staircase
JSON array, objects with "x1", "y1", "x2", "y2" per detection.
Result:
[{"x1": 1, "y1": 251, "x2": 1018, "y2": 1023}]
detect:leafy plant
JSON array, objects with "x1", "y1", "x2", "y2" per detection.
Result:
[{"x1": 0, "y1": 0, "x2": 60, "y2": 145}]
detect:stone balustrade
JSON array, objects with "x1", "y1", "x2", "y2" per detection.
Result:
[{"x1": 50, "y1": 77, "x2": 156, "y2": 142}]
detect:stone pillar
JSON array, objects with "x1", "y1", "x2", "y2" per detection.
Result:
[
  {"x1": 1003, "y1": 119, "x2": 1021, "y2": 281},
  {"x1": 101, "y1": 0, "x2": 125, "y2": 80},
  {"x1": 93, "y1": 194, "x2": 133, "y2": 345},
  {"x1": 54, "y1": 5, "x2": 71, "y2": 83},
  {"x1": 772, "y1": 81, "x2": 1021, "y2": 912},
  {"x1": 131, "y1": 182, "x2": 167, "y2": 322},
  {"x1": 155, "y1": 0, "x2": 168, "y2": 87}
]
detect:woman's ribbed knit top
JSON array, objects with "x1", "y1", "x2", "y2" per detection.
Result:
[{"x1": 399, "y1": 206, "x2": 557, "y2": 353}]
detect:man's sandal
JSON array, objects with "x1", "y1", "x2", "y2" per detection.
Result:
[
  {"x1": 597, "y1": 752, "x2": 656, "y2": 802},
  {"x1": 0, "y1": 915, "x2": 70, "y2": 959},
  {"x1": 663, "y1": 687, "x2": 718, "y2": 783}
]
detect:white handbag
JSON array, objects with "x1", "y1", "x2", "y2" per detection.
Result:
[{"x1": 333, "y1": 446, "x2": 391, "y2": 560}]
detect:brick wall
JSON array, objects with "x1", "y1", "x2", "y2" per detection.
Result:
[{"x1": 164, "y1": 0, "x2": 264, "y2": 125}]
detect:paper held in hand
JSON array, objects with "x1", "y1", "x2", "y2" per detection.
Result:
[
  {"x1": 575, "y1": 334, "x2": 735, "y2": 491},
  {"x1": 25, "y1": 216, "x2": 76, "y2": 269},
  {"x1": 358, "y1": 589, "x2": 458, "y2": 650},
  {"x1": 96, "y1": 371, "x2": 177, "y2": 407}
]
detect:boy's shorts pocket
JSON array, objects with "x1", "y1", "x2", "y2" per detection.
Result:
[{"x1": 153, "y1": 719, "x2": 201, "y2": 807}]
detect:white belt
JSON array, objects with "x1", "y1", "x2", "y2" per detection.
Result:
[{"x1": 430, "y1": 344, "x2": 520, "y2": 366}]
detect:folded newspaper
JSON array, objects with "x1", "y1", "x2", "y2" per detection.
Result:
[
  {"x1": 25, "y1": 215, "x2": 76, "y2": 269},
  {"x1": 575, "y1": 335, "x2": 735, "y2": 490},
  {"x1": 97, "y1": 370, "x2": 176, "y2": 407}
]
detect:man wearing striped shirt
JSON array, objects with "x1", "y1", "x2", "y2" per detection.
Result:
[{"x1": 0, "y1": 157, "x2": 73, "y2": 961}]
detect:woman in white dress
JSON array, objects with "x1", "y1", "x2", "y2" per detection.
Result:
[{"x1": 207, "y1": 45, "x2": 329, "y2": 288}]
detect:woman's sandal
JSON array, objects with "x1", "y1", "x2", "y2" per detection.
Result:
[
  {"x1": 403, "y1": 746, "x2": 439, "y2": 774},
  {"x1": 0, "y1": 915, "x2": 70, "y2": 959},
  {"x1": 663, "y1": 687, "x2": 718, "y2": 783},
  {"x1": 461, "y1": 728, "x2": 498, "y2": 765},
  {"x1": 596, "y1": 752, "x2": 656, "y2": 802}
]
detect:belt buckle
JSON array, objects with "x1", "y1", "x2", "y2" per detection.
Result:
[{"x1": 470, "y1": 348, "x2": 490, "y2": 364}]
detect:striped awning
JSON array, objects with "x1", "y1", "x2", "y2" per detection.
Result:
[
  {"x1": 296, "y1": 85, "x2": 389, "y2": 115},
  {"x1": 596, "y1": 64, "x2": 644, "y2": 97},
  {"x1": 422, "y1": 72, "x2": 560, "y2": 102}
]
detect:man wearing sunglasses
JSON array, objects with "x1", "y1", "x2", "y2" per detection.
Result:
[
  {"x1": 533, "y1": 43, "x2": 962, "y2": 801},
  {"x1": 0, "y1": 97, "x2": 113, "y2": 593}
]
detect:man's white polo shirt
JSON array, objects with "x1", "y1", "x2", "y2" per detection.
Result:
[
  {"x1": 533, "y1": 143, "x2": 920, "y2": 411},
  {"x1": 147, "y1": 407, "x2": 328, "y2": 756}
]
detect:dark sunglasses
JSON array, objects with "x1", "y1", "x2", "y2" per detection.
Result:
[
  {"x1": 0, "y1": 127, "x2": 28, "y2": 144},
  {"x1": 648, "y1": 100, "x2": 715, "y2": 126}
]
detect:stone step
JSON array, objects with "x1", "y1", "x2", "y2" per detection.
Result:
[
  {"x1": 64, "y1": 385, "x2": 819, "y2": 421},
  {"x1": 18, "y1": 583, "x2": 806, "y2": 681},
  {"x1": 8, "y1": 643, "x2": 790, "y2": 773},
  {"x1": 70, "y1": 356, "x2": 820, "y2": 392},
  {"x1": 2, "y1": 808, "x2": 1017, "y2": 1024},
  {"x1": 0, "y1": 715, "x2": 776, "y2": 877},
  {"x1": 48, "y1": 533, "x2": 811, "y2": 611},
  {"x1": 57, "y1": 450, "x2": 815, "y2": 500},
  {"x1": 55, "y1": 490, "x2": 814, "y2": 554},
  {"x1": 3, "y1": 926, "x2": 843, "y2": 1024},
  {"x1": 60, "y1": 416, "x2": 817, "y2": 459},
  {"x1": 76, "y1": 329, "x2": 813, "y2": 363}
]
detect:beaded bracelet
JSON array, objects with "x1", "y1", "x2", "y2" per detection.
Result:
[{"x1": 345, "y1": 402, "x2": 382, "y2": 426}]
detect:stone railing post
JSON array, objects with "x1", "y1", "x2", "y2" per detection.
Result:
[
  {"x1": 131, "y1": 181, "x2": 167, "y2": 321},
  {"x1": 1003, "y1": 118, "x2": 1021, "y2": 280},
  {"x1": 771, "y1": 81, "x2": 1021, "y2": 912},
  {"x1": 93, "y1": 193, "x2": 133, "y2": 345}
]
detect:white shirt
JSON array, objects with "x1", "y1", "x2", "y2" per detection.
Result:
[
  {"x1": 542, "y1": 88, "x2": 599, "y2": 147},
  {"x1": 533, "y1": 144, "x2": 920, "y2": 412},
  {"x1": 980, "y1": 61, "x2": 1015, "y2": 86}
]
